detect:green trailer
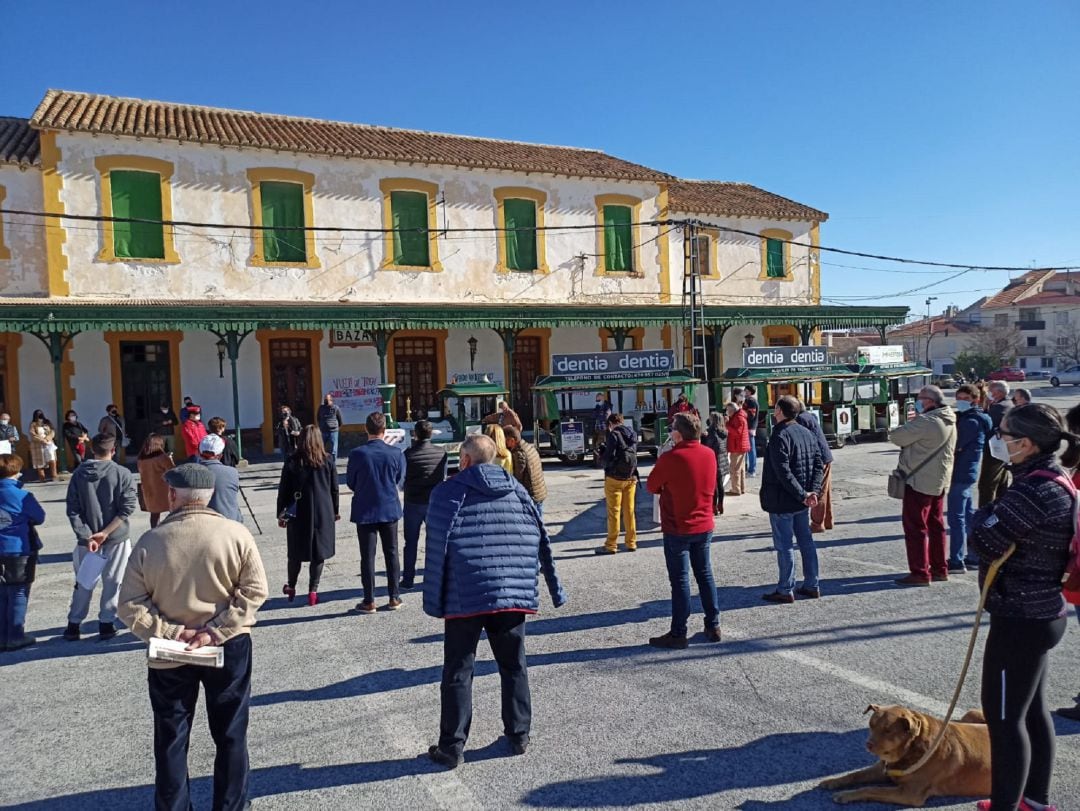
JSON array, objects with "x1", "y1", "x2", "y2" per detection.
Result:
[
  {"x1": 716, "y1": 362, "x2": 932, "y2": 448},
  {"x1": 531, "y1": 370, "x2": 700, "y2": 462},
  {"x1": 394, "y1": 381, "x2": 509, "y2": 470}
]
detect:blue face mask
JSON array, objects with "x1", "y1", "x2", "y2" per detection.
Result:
[
  {"x1": 955, "y1": 400, "x2": 972, "y2": 412},
  {"x1": 914, "y1": 400, "x2": 925, "y2": 414}
]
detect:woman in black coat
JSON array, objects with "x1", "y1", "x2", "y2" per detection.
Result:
[
  {"x1": 62, "y1": 410, "x2": 91, "y2": 469},
  {"x1": 277, "y1": 425, "x2": 339, "y2": 606},
  {"x1": 702, "y1": 411, "x2": 730, "y2": 515}
]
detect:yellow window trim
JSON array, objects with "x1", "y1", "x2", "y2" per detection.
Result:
[
  {"x1": 246, "y1": 168, "x2": 320, "y2": 269},
  {"x1": 95, "y1": 156, "x2": 180, "y2": 264},
  {"x1": 256, "y1": 329, "x2": 323, "y2": 452},
  {"x1": 594, "y1": 193, "x2": 643, "y2": 277},
  {"x1": 597, "y1": 327, "x2": 644, "y2": 350},
  {"x1": 687, "y1": 226, "x2": 721, "y2": 279},
  {"x1": 493, "y1": 187, "x2": 549, "y2": 275},
  {"x1": 810, "y1": 223, "x2": 821, "y2": 302},
  {"x1": 103, "y1": 331, "x2": 185, "y2": 461},
  {"x1": 758, "y1": 228, "x2": 794, "y2": 281},
  {"x1": 0, "y1": 186, "x2": 9, "y2": 260},
  {"x1": 657, "y1": 184, "x2": 671, "y2": 302},
  {"x1": 39, "y1": 131, "x2": 69, "y2": 295},
  {"x1": 379, "y1": 178, "x2": 443, "y2": 273},
  {"x1": 387, "y1": 329, "x2": 449, "y2": 422},
  {"x1": 762, "y1": 325, "x2": 800, "y2": 346}
]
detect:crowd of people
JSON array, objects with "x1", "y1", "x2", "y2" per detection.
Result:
[{"x1": 1, "y1": 381, "x2": 1078, "y2": 811}]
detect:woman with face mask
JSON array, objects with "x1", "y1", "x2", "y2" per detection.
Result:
[
  {"x1": 969, "y1": 403, "x2": 1080, "y2": 811},
  {"x1": 27, "y1": 410, "x2": 58, "y2": 482},
  {"x1": 62, "y1": 411, "x2": 90, "y2": 469}
]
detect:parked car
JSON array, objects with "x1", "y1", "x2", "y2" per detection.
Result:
[
  {"x1": 1026, "y1": 369, "x2": 1052, "y2": 380},
  {"x1": 1050, "y1": 365, "x2": 1080, "y2": 387},
  {"x1": 987, "y1": 367, "x2": 1026, "y2": 382},
  {"x1": 931, "y1": 373, "x2": 963, "y2": 389}
]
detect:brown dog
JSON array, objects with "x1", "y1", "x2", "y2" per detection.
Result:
[{"x1": 818, "y1": 704, "x2": 991, "y2": 806}]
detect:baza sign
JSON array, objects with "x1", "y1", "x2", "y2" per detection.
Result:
[
  {"x1": 742, "y1": 345, "x2": 829, "y2": 369},
  {"x1": 551, "y1": 349, "x2": 676, "y2": 379}
]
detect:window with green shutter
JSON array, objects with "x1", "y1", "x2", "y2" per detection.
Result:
[
  {"x1": 603, "y1": 204, "x2": 633, "y2": 272},
  {"x1": 390, "y1": 190, "x2": 430, "y2": 266},
  {"x1": 504, "y1": 198, "x2": 538, "y2": 271},
  {"x1": 765, "y1": 237, "x2": 786, "y2": 278},
  {"x1": 260, "y1": 181, "x2": 306, "y2": 263},
  {"x1": 110, "y1": 170, "x2": 165, "y2": 259}
]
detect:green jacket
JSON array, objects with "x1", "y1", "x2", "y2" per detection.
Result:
[{"x1": 889, "y1": 406, "x2": 957, "y2": 496}]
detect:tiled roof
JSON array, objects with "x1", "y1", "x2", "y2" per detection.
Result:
[
  {"x1": 30, "y1": 90, "x2": 671, "y2": 183},
  {"x1": 981, "y1": 269, "x2": 1056, "y2": 308},
  {"x1": 0, "y1": 117, "x2": 40, "y2": 166},
  {"x1": 668, "y1": 179, "x2": 828, "y2": 222},
  {"x1": 887, "y1": 315, "x2": 981, "y2": 338},
  {"x1": 1008, "y1": 291, "x2": 1080, "y2": 307}
]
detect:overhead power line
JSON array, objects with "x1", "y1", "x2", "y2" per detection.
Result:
[{"x1": 3, "y1": 207, "x2": 1078, "y2": 273}]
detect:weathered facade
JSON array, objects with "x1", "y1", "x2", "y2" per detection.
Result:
[{"x1": 0, "y1": 92, "x2": 905, "y2": 462}]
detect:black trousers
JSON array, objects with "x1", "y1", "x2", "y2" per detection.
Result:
[
  {"x1": 981, "y1": 613, "x2": 1067, "y2": 810},
  {"x1": 286, "y1": 558, "x2": 325, "y2": 592},
  {"x1": 357, "y1": 522, "x2": 400, "y2": 603},
  {"x1": 148, "y1": 634, "x2": 252, "y2": 811},
  {"x1": 440, "y1": 612, "x2": 530, "y2": 756}
]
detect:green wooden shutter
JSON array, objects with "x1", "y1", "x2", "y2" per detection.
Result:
[
  {"x1": 260, "y1": 181, "x2": 306, "y2": 263},
  {"x1": 504, "y1": 198, "x2": 538, "y2": 271},
  {"x1": 766, "y1": 237, "x2": 785, "y2": 278},
  {"x1": 603, "y1": 204, "x2": 633, "y2": 272},
  {"x1": 391, "y1": 191, "x2": 430, "y2": 266},
  {"x1": 111, "y1": 170, "x2": 165, "y2": 259}
]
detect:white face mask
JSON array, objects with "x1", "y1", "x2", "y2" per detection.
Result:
[
  {"x1": 988, "y1": 435, "x2": 1024, "y2": 464},
  {"x1": 0, "y1": 420, "x2": 8, "y2": 426}
]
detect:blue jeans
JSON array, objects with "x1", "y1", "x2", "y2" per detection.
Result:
[
  {"x1": 747, "y1": 434, "x2": 757, "y2": 475},
  {"x1": 662, "y1": 532, "x2": 720, "y2": 637},
  {"x1": 0, "y1": 582, "x2": 29, "y2": 647},
  {"x1": 769, "y1": 509, "x2": 819, "y2": 595},
  {"x1": 401, "y1": 502, "x2": 428, "y2": 584},
  {"x1": 322, "y1": 430, "x2": 339, "y2": 458},
  {"x1": 946, "y1": 481, "x2": 976, "y2": 565}
]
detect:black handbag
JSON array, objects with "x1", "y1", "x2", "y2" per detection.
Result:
[{"x1": 278, "y1": 491, "x2": 301, "y2": 524}]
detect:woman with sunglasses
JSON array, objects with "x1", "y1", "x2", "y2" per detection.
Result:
[{"x1": 969, "y1": 403, "x2": 1080, "y2": 811}]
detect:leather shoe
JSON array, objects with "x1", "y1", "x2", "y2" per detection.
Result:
[
  {"x1": 1055, "y1": 705, "x2": 1080, "y2": 721},
  {"x1": 704, "y1": 627, "x2": 721, "y2": 643},
  {"x1": 648, "y1": 632, "x2": 688, "y2": 650},
  {"x1": 762, "y1": 591, "x2": 795, "y2": 604},
  {"x1": 427, "y1": 745, "x2": 463, "y2": 769},
  {"x1": 894, "y1": 575, "x2": 931, "y2": 587},
  {"x1": 795, "y1": 587, "x2": 821, "y2": 599}
]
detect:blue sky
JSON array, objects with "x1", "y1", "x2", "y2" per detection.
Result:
[{"x1": 3, "y1": 0, "x2": 1077, "y2": 319}]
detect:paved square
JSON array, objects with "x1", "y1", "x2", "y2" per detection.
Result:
[{"x1": 4, "y1": 387, "x2": 1079, "y2": 809}]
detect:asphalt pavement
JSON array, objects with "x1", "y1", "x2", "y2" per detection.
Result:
[{"x1": 4, "y1": 383, "x2": 1079, "y2": 809}]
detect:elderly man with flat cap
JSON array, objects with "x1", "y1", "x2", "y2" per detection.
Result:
[{"x1": 119, "y1": 463, "x2": 268, "y2": 811}]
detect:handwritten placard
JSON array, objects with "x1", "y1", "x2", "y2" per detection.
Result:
[{"x1": 326, "y1": 376, "x2": 383, "y2": 424}]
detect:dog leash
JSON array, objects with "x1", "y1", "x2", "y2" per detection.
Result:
[{"x1": 886, "y1": 543, "x2": 1016, "y2": 779}]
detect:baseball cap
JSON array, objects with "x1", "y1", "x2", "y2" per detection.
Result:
[{"x1": 199, "y1": 434, "x2": 226, "y2": 455}]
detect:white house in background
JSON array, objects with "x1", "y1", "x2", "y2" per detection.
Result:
[
  {"x1": 979, "y1": 270, "x2": 1080, "y2": 374},
  {"x1": 885, "y1": 301, "x2": 985, "y2": 375}
]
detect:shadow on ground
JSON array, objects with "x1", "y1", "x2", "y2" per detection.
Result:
[{"x1": 521, "y1": 730, "x2": 869, "y2": 808}]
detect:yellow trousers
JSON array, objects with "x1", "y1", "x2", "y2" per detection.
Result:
[{"x1": 604, "y1": 477, "x2": 637, "y2": 551}]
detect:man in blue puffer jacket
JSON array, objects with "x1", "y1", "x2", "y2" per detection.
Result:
[
  {"x1": 423, "y1": 433, "x2": 566, "y2": 768},
  {"x1": 948, "y1": 383, "x2": 993, "y2": 573}
]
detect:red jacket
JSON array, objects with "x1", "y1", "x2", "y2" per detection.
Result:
[
  {"x1": 646, "y1": 439, "x2": 717, "y2": 535},
  {"x1": 725, "y1": 410, "x2": 751, "y2": 453},
  {"x1": 181, "y1": 420, "x2": 208, "y2": 459}
]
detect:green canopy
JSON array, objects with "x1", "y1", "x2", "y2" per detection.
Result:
[
  {"x1": 531, "y1": 370, "x2": 700, "y2": 393},
  {"x1": 437, "y1": 383, "x2": 508, "y2": 399},
  {"x1": 719, "y1": 362, "x2": 930, "y2": 384}
]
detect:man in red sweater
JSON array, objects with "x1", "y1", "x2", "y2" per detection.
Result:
[{"x1": 645, "y1": 412, "x2": 720, "y2": 649}]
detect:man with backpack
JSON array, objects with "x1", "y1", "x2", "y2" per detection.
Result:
[{"x1": 597, "y1": 413, "x2": 637, "y2": 555}]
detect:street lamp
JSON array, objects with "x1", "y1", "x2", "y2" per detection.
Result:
[
  {"x1": 215, "y1": 337, "x2": 227, "y2": 378},
  {"x1": 925, "y1": 297, "x2": 938, "y2": 367},
  {"x1": 743, "y1": 332, "x2": 755, "y2": 347},
  {"x1": 467, "y1": 335, "x2": 478, "y2": 371}
]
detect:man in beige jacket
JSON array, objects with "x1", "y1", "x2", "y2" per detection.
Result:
[
  {"x1": 888, "y1": 385, "x2": 957, "y2": 586},
  {"x1": 119, "y1": 463, "x2": 268, "y2": 811}
]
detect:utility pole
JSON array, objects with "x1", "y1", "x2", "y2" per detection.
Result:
[{"x1": 925, "y1": 296, "x2": 938, "y2": 368}]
